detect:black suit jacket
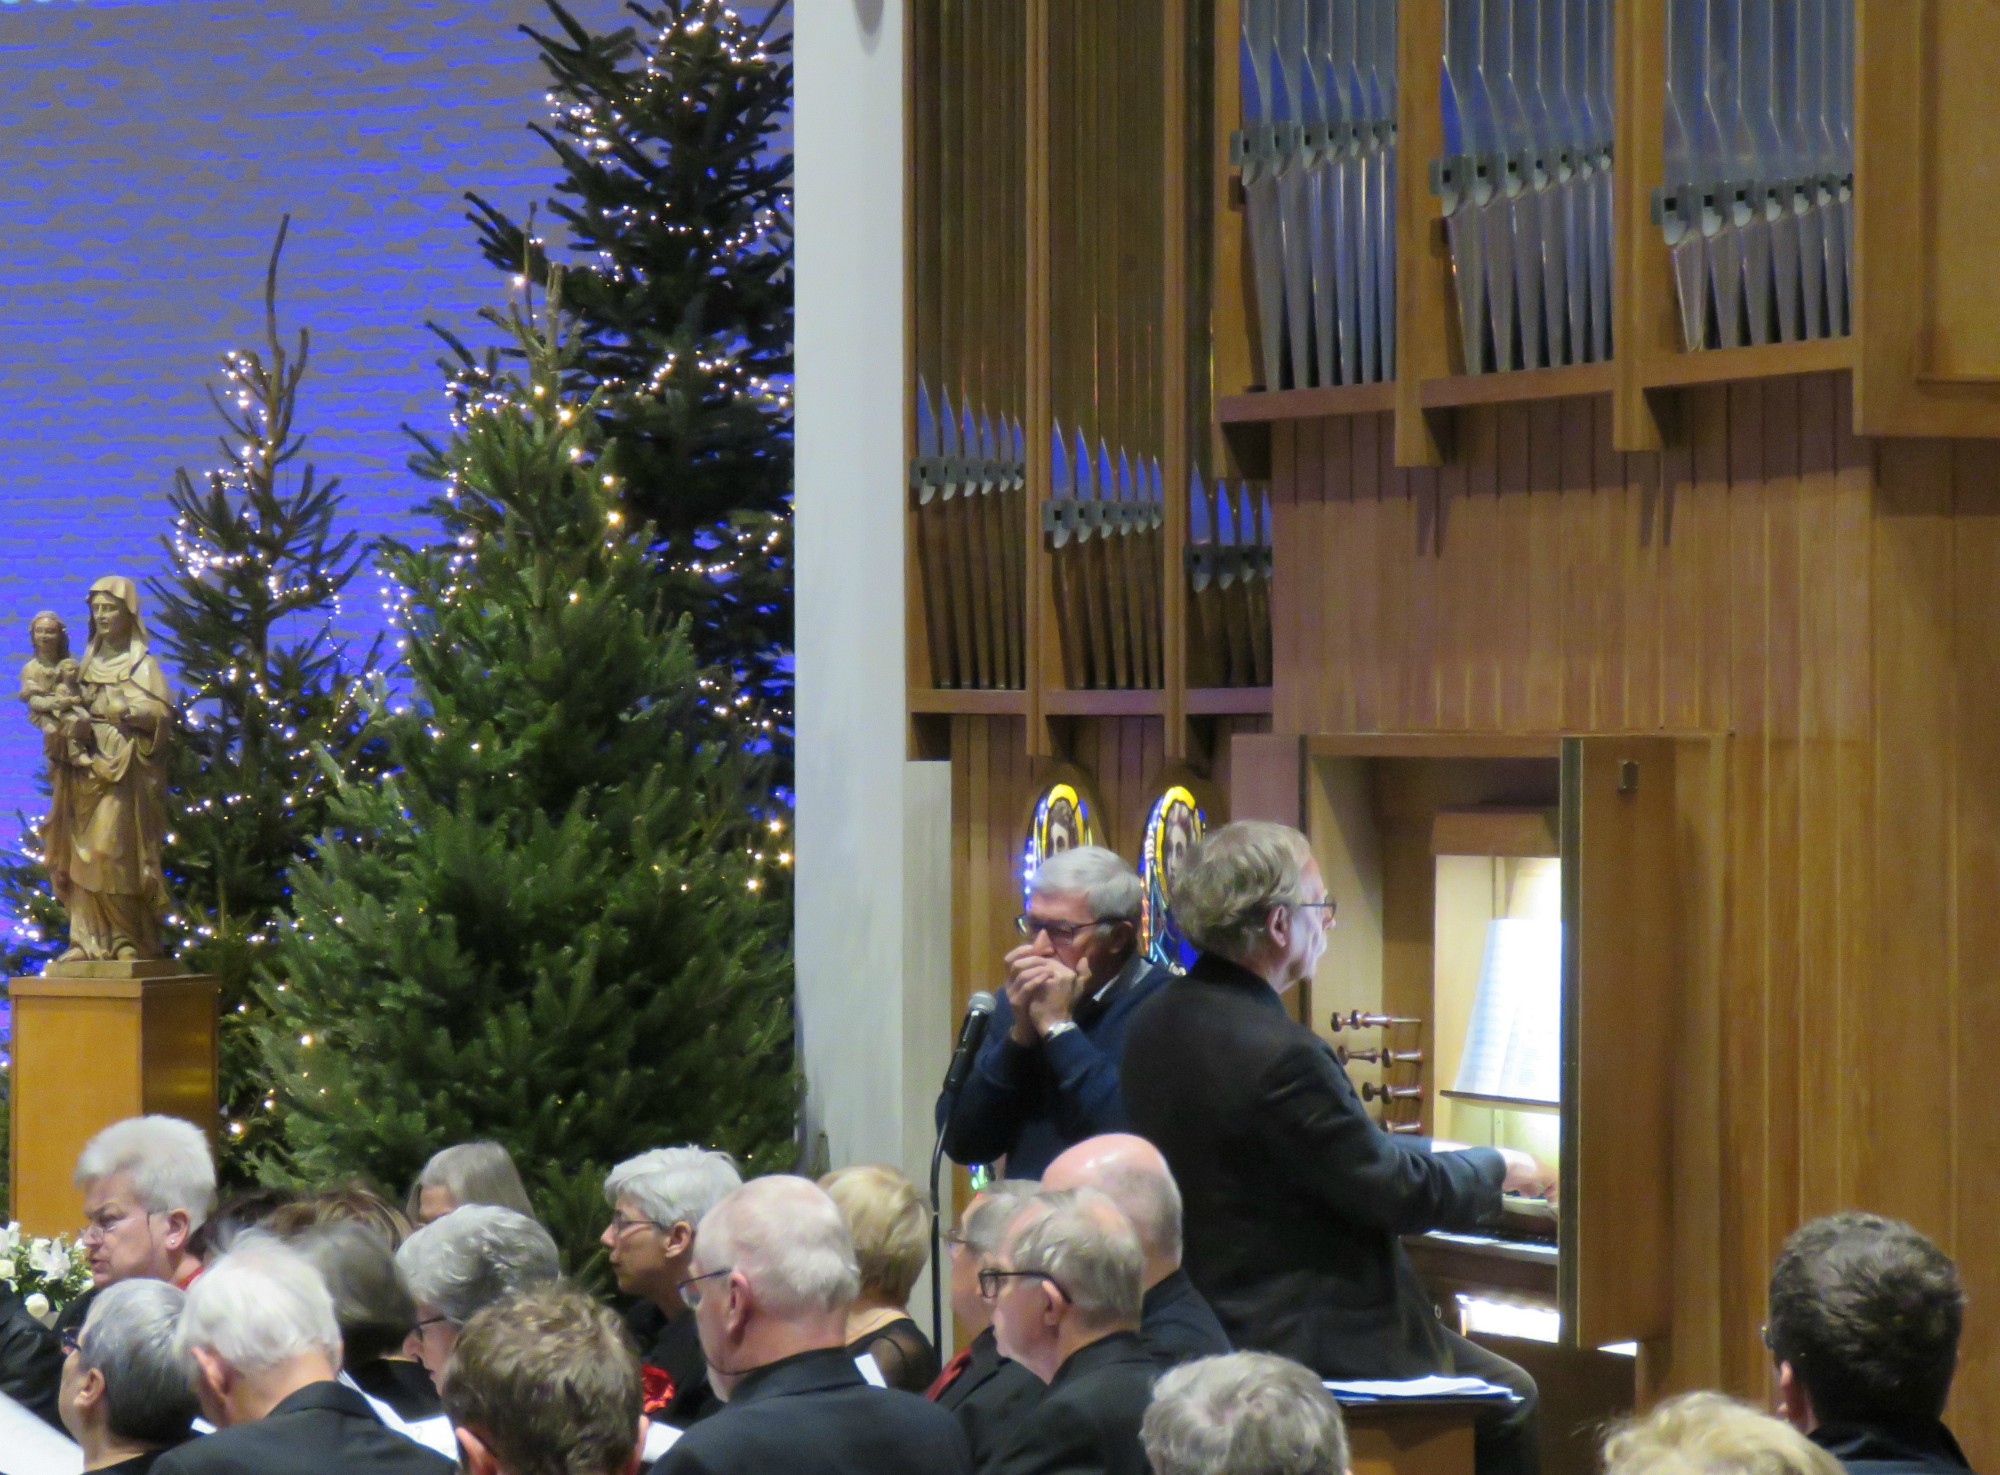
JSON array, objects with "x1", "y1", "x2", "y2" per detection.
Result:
[
  {"x1": 1122, "y1": 954, "x2": 1506, "y2": 1378},
  {"x1": 0, "y1": 1288, "x2": 62, "y2": 1429},
  {"x1": 987, "y1": 1331, "x2": 1159, "y2": 1475},
  {"x1": 1139, "y1": 1268, "x2": 1231, "y2": 1368},
  {"x1": 152, "y1": 1380, "x2": 455, "y2": 1475},
  {"x1": 932, "y1": 1327, "x2": 1046, "y2": 1471},
  {"x1": 654, "y1": 1347, "x2": 971, "y2": 1475},
  {"x1": 1812, "y1": 1421, "x2": 1975, "y2": 1475}
]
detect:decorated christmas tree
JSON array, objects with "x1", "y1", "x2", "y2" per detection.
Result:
[
  {"x1": 447, "y1": 0, "x2": 794, "y2": 767},
  {"x1": 148, "y1": 220, "x2": 389, "y2": 1175},
  {"x1": 253, "y1": 281, "x2": 796, "y2": 1269}
]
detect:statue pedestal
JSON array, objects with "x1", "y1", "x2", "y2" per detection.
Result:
[{"x1": 8, "y1": 965, "x2": 218, "y2": 1235}]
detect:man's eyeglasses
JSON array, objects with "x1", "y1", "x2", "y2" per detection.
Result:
[
  {"x1": 1293, "y1": 900, "x2": 1337, "y2": 925},
  {"x1": 977, "y1": 1267, "x2": 1069, "y2": 1302},
  {"x1": 680, "y1": 1266, "x2": 733, "y2": 1308},
  {"x1": 414, "y1": 1314, "x2": 454, "y2": 1334},
  {"x1": 1015, "y1": 915, "x2": 1106, "y2": 945},
  {"x1": 606, "y1": 1213, "x2": 666, "y2": 1237}
]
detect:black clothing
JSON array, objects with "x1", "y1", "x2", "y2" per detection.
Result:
[
  {"x1": 626, "y1": 1300, "x2": 722, "y2": 1427},
  {"x1": 1122, "y1": 954, "x2": 1506, "y2": 1376},
  {"x1": 0, "y1": 1287, "x2": 63, "y2": 1430},
  {"x1": 931, "y1": 1327, "x2": 1045, "y2": 1472},
  {"x1": 1812, "y1": 1421, "x2": 1976, "y2": 1475},
  {"x1": 987, "y1": 1330, "x2": 1159, "y2": 1475},
  {"x1": 939, "y1": 957, "x2": 1173, "y2": 1178},
  {"x1": 347, "y1": 1358, "x2": 441, "y2": 1423},
  {"x1": 1139, "y1": 1268, "x2": 1231, "y2": 1368},
  {"x1": 91, "y1": 1454, "x2": 176, "y2": 1475},
  {"x1": 848, "y1": 1316, "x2": 941, "y2": 1395},
  {"x1": 654, "y1": 1346, "x2": 972, "y2": 1475},
  {"x1": 1122, "y1": 953, "x2": 1538, "y2": 1475},
  {"x1": 152, "y1": 1380, "x2": 454, "y2": 1475}
]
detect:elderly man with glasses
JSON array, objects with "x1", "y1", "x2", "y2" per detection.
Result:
[
  {"x1": 938, "y1": 846, "x2": 1173, "y2": 1178},
  {"x1": 985, "y1": 1188, "x2": 1159, "y2": 1475},
  {"x1": 1122, "y1": 821, "x2": 1555, "y2": 1475},
  {"x1": 599, "y1": 1146, "x2": 742, "y2": 1429},
  {"x1": 394, "y1": 1206, "x2": 560, "y2": 1381}
]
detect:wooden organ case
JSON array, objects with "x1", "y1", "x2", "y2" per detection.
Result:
[{"x1": 906, "y1": 0, "x2": 2000, "y2": 1468}]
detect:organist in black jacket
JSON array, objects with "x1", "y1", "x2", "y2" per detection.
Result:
[{"x1": 1121, "y1": 820, "x2": 1556, "y2": 1475}]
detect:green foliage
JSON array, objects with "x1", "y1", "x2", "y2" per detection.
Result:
[
  {"x1": 0, "y1": 225, "x2": 385, "y2": 1193},
  {"x1": 450, "y1": 0, "x2": 794, "y2": 765},
  {"x1": 146, "y1": 220, "x2": 388, "y2": 1181},
  {"x1": 254, "y1": 286, "x2": 796, "y2": 1271}
]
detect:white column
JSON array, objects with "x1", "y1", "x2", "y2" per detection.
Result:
[{"x1": 795, "y1": 0, "x2": 950, "y2": 1197}]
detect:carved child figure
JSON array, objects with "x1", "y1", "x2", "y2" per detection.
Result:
[{"x1": 18, "y1": 611, "x2": 86, "y2": 759}]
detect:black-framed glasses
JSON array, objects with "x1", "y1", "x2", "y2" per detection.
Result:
[
  {"x1": 1015, "y1": 915, "x2": 1105, "y2": 945},
  {"x1": 977, "y1": 1267, "x2": 1068, "y2": 1302},
  {"x1": 414, "y1": 1314, "x2": 453, "y2": 1333},
  {"x1": 680, "y1": 1266, "x2": 734, "y2": 1308},
  {"x1": 1293, "y1": 900, "x2": 1337, "y2": 925},
  {"x1": 60, "y1": 1327, "x2": 82, "y2": 1357}
]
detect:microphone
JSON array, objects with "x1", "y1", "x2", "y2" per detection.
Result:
[{"x1": 941, "y1": 991, "x2": 997, "y2": 1096}]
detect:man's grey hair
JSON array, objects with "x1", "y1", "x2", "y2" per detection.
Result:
[
  {"x1": 78, "y1": 1279, "x2": 199, "y2": 1446},
  {"x1": 1006, "y1": 1188, "x2": 1143, "y2": 1328},
  {"x1": 407, "y1": 1140, "x2": 535, "y2": 1221},
  {"x1": 1031, "y1": 845, "x2": 1144, "y2": 923},
  {"x1": 962, "y1": 1180, "x2": 1041, "y2": 1260},
  {"x1": 1170, "y1": 821, "x2": 1315, "y2": 963},
  {"x1": 74, "y1": 1116, "x2": 217, "y2": 1230},
  {"x1": 695, "y1": 1176, "x2": 860, "y2": 1319},
  {"x1": 176, "y1": 1234, "x2": 342, "y2": 1376},
  {"x1": 1143, "y1": 1352, "x2": 1350, "y2": 1475},
  {"x1": 603, "y1": 1146, "x2": 742, "y2": 1232},
  {"x1": 395, "y1": 1205, "x2": 560, "y2": 1326},
  {"x1": 289, "y1": 1220, "x2": 416, "y2": 1364}
]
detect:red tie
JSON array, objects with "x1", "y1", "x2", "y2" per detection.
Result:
[{"x1": 927, "y1": 1348, "x2": 974, "y2": 1401}]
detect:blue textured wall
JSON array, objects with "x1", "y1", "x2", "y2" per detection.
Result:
[{"x1": 0, "y1": 0, "x2": 626, "y2": 850}]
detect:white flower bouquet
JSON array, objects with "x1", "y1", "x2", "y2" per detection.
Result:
[{"x1": 0, "y1": 1223, "x2": 92, "y2": 1325}]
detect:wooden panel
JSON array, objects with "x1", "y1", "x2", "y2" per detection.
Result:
[
  {"x1": 1853, "y1": 0, "x2": 2000, "y2": 434},
  {"x1": 1564, "y1": 739, "x2": 1677, "y2": 1348}
]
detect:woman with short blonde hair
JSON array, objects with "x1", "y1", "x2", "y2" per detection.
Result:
[
  {"x1": 819, "y1": 1163, "x2": 939, "y2": 1393},
  {"x1": 1604, "y1": 1393, "x2": 1847, "y2": 1475}
]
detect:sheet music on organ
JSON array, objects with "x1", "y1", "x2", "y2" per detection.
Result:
[{"x1": 1450, "y1": 918, "x2": 1561, "y2": 1104}]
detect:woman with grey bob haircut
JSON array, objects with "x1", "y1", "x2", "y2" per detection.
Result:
[
  {"x1": 64, "y1": 1279, "x2": 201, "y2": 1452},
  {"x1": 1168, "y1": 821, "x2": 1315, "y2": 964},
  {"x1": 1141, "y1": 1352, "x2": 1349, "y2": 1475},
  {"x1": 406, "y1": 1140, "x2": 535, "y2": 1225}
]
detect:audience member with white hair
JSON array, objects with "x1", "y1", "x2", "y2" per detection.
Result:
[
  {"x1": 1122, "y1": 820, "x2": 1550, "y2": 1475},
  {"x1": 1141, "y1": 1352, "x2": 1350, "y2": 1475},
  {"x1": 154, "y1": 1236, "x2": 450, "y2": 1475},
  {"x1": 58, "y1": 1279, "x2": 199, "y2": 1473},
  {"x1": 441, "y1": 1284, "x2": 647, "y2": 1475},
  {"x1": 394, "y1": 1206, "x2": 560, "y2": 1380},
  {"x1": 654, "y1": 1175, "x2": 971, "y2": 1475},
  {"x1": 599, "y1": 1145, "x2": 741, "y2": 1428},
  {"x1": 926, "y1": 1180, "x2": 1045, "y2": 1469},
  {"x1": 74, "y1": 1116, "x2": 216, "y2": 1294},
  {"x1": 1042, "y1": 1134, "x2": 1230, "y2": 1367},
  {"x1": 986, "y1": 1188, "x2": 1160, "y2": 1475},
  {"x1": 406, "y1": 1142, "x2": 535, "y2": 1227},
  {"x1": 1603, "y1": 1393, "x2": 1845, "y2": 1475},
  {"x1": 939, "y1": 845, "x2": 1174, "y2": 1177}
]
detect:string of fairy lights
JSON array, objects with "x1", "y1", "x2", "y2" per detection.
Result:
[{"x1": 8, "y1": 1, "x2": 797, "y2": 1131}]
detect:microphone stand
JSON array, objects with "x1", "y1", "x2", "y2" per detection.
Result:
[{"x1": 930, "y1": 1088, "x2": 965, "y2": 1355}]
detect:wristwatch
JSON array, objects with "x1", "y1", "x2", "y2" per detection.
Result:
[{"x1": 1043, "y1": 1021, "x2": 1079, "y2": 1041}]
